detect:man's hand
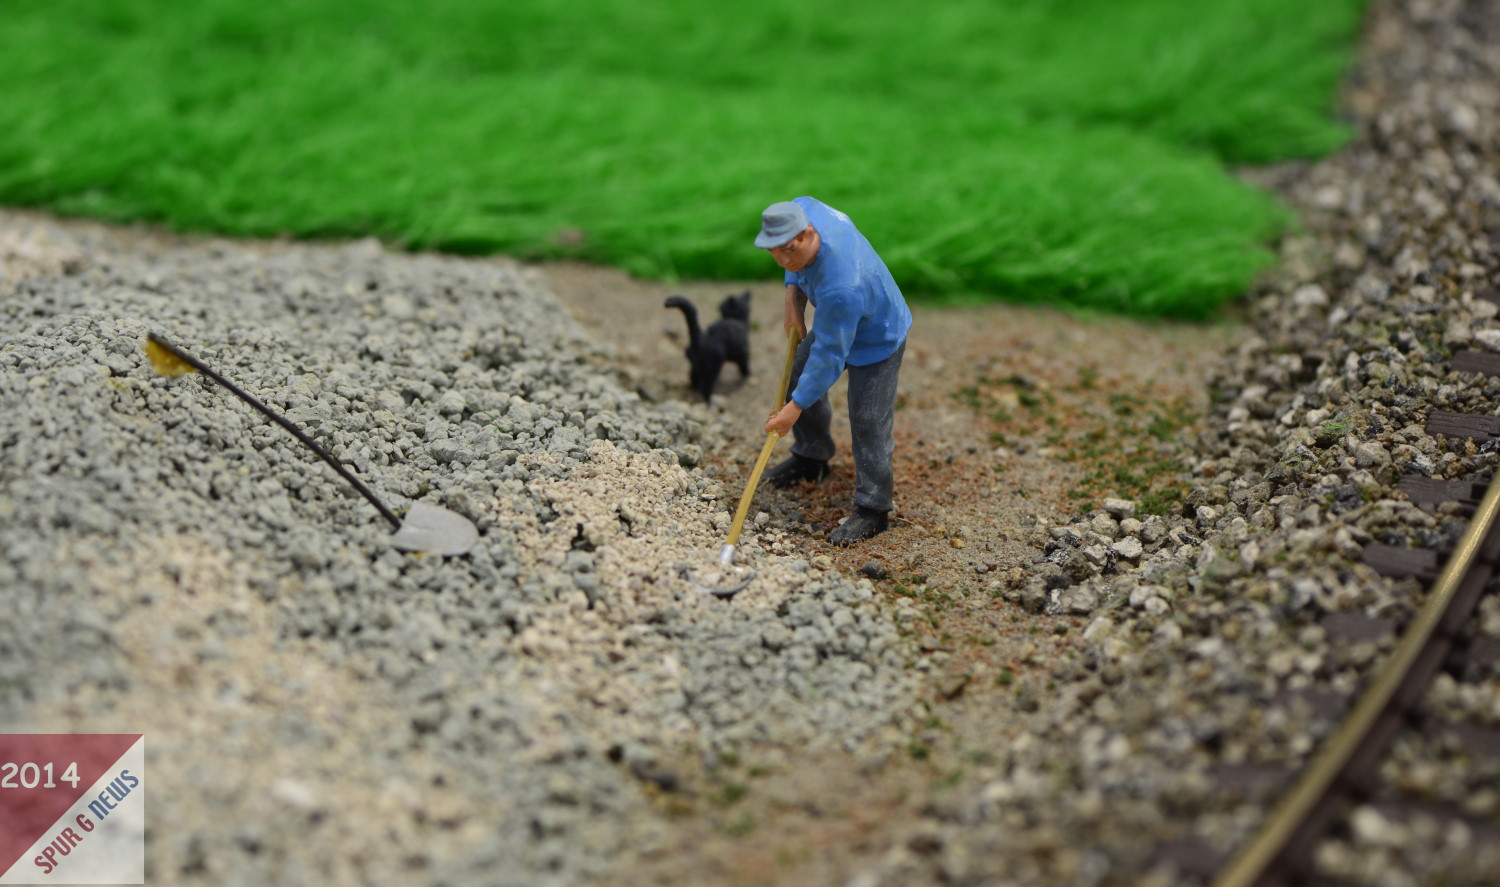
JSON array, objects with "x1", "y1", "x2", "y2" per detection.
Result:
[{"x1": 764, "y1": 401, "x2": 802, "y2": 437}]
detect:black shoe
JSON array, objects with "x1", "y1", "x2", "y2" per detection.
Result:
[
  {"x1": 828, "y1": 507, "x2": 890, "y2": 545},
  {"x1": 765, "y1": 455, "x2": 830, "y2": 489}
]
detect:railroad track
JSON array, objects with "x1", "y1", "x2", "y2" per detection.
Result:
[{"x1": 1153, "y1": 347, "x2": 1500, "y2": 886}]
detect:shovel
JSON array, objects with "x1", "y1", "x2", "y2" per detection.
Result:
[
  {"x1": 683, "y1": 326, "x2": 802, "y2": 597},
  {"x1": 144, "y1": 332, "x2": 479, "y2": 556}
]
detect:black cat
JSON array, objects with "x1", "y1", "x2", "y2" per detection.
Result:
[{"x1": 663, "y1": 291, "x2": 751, "y2": 403}]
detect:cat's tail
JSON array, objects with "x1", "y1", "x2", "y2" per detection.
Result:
[{"x1": 664, "y1": 296, "x2": 702, "y2": 349}]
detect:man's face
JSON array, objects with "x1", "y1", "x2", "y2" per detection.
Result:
[{"x1": 767, "y1": 227, "x2": 819, "y2": 272}]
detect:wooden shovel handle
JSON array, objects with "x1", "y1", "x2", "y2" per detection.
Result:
[
  {"x1": 774, "y1": 325, "x2": 803, "y2": 413},
  {"x1": 725, "y1": 327, "x2": 803, "y2": 549}
]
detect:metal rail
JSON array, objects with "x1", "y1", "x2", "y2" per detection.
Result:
[{"x1": 1212, "y1": 465, "x2": 1500, "y2": 886}]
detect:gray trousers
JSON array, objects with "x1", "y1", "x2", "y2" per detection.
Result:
[{"x1": 787, "y1": 333, "x2": 906, "y2": 513}]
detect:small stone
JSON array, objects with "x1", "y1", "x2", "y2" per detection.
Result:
[
  {"x1": 1153, "y1": 621, "x2": 1183, "y2": 645},
  {"x1": 1291, "y1": 284, "x2": 1329, "y2": 307},
  {"x1": 1444, "y1": 320, "x2": 1474, "y2": 347},
  {"x1": 1062, "y1": 586, "x2": 1099, "y2": 614},
  {"x1": 1083, "y1": 617, "x2": 1114, "y2": 641},
  {"x1": 1129, "y1": 586, "x2": 1161, "y2": 609},
  {"x1": 1021, "y1": 580, "x2": 1048, "y2": 613},
  {"x1": 1350, "y1": 806, "x2": 1406, "y2": 848},
  {"x1": 1050, "y1": 525, "x2": 1083, "y2": 545},
  {"x1": 1111, "y1": 537, "x2": 1144, "y2": 561},
  {"x1": 270, "y1": 778, "x2": 321, "y2": 812},
  {"x1": 1140, "y1": 516, "x2": 1167, "y2": 545},
  {"x1": 1447, "y1": 103, "x2": 1479, "y2": 138},
  {"x1": 1475, "y1": 329, "x2": 1500, "y2": 351},
  {"x1": 858, "y1": 562, "x2": 888, "y2": 580}
]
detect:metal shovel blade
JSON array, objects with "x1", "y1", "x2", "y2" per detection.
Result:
[
  {"x1": 685, "y1": 566, "x2": 755, "y2": 598},
  {"x1": 390, "y1": 502, "x2": 479, "y2": 556},
  {"x1": 682, "y1": 543, "x2": 756, "y2": 597},
  {"x1": 684, "y1": 558, "x2": 756, "y2": 600}
]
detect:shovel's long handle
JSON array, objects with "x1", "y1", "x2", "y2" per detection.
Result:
[
  {"x1": 725, "y1": 430, "x2": 780, "y2": 549},
  {"x1": 775, "y1": 326, "x2": 803, "y2": 415},
  {"x1": 724, "y1": 327, "x2": 803, "y2": 550},
  {"x1": 147, "y1": 333, "x2": 404, "y2": 531}
]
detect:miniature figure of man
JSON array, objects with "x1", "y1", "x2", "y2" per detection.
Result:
[{"x1": 757, "y1": 197, "x2": 912, "y2": 545}]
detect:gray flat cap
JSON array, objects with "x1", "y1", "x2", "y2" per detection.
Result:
[{"x1": 754, "y1": 201, "x2": 809, "y2": 249}]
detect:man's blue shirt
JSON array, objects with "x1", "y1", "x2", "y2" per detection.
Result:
[{"x1": 784, "y1": 196, "x2": 912, "y2": 409}]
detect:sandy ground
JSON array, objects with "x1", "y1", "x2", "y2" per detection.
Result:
[{"x1": 539, "y1": 260, "x2": 1242, "y2": 884}]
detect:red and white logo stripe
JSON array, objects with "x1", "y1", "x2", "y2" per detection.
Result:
[{"x1": 0, "y1": 734, "x2": 144, "y2": 885}]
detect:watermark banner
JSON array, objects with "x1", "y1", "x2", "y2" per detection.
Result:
[{"x1": 0, "y1": 734, "x2": 144, "y2": 884}]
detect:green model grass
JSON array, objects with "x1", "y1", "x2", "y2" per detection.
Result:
[{"x1": 0, "y1": 0, "x2": 1367, "y2": 318}]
